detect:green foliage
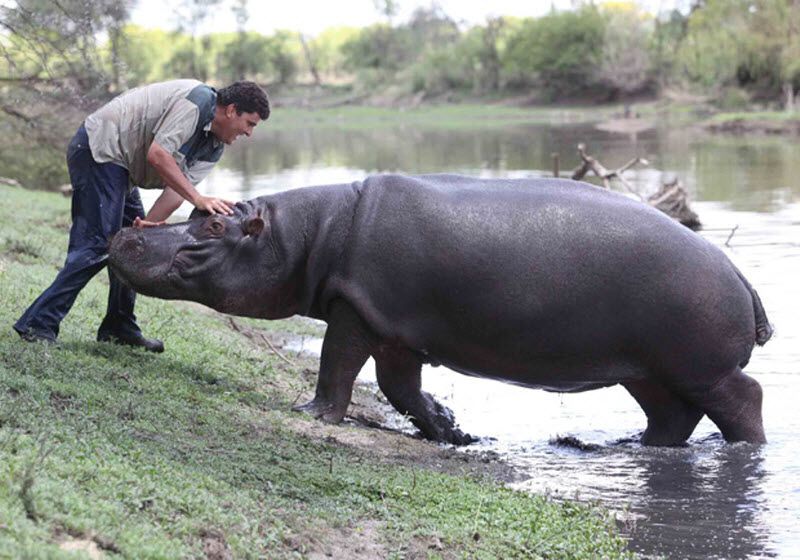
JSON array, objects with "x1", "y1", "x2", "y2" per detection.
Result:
[
  {"x1": 649, "y1": 9, "x2": 688, "y2": 89},
  {"x1": 164, "y1": 34, "x2": 215, "y2": 82},
  {"x1": 675, "y1": 0, "x2": 750, "y2": 88},
  {"x1": 596, "y1": 3, "x2": 654, "y2": 96},
  {"x1": 218, "y1": 31, "x2": 273, "y2": 83},
  {"x1": 342, "y1": 7, "x2": 459, "y2": 81},
  {"x1": 264, "y1": 31, "x2": 301, "y2": 85},
  {"x1": 0, "y1": 185, "x2": 634, "y2": 558},
  {"x1": 502, "y1": 7, "x2": 606, "y2": 97},
  {"x1": 671, "y1": 0, "x2": 800, "y2": 101},
  {"x1": 716, "y1": 87, "x2": 752, "y2": 111},
  {"x1": 341, "y1": 23, "x2": 413, "y2": 72},
  {"x1": 411, "y1": 45, "x2": 473, "y2": 94},
  {"x1": 9, "y1": 1, "x2": 800, "y2": 193},
  {"x1": 306, "y1": 27, "x2": 361, "y2": 78},
  {"x1": 112, "y1": 25, "x2": 175, "y2": 87}
]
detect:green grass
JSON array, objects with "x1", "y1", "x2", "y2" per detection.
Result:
[
  {"x1": 707, "y1": 110, "x2": 800, "y2": 123},
  {"x1": 0, "y1": 183, "x2": 633, "y2": 558}
]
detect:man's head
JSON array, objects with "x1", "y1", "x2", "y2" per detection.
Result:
[{"x1": 212, "y1": 81, "x2": 270, "y2": 145}]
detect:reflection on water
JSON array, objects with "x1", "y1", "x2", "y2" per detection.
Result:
[
  {"x1": 210, "y1": 120, "x2": 800, "y2": 210},
  {"x1": 150, "y1": 116, "x2": 799, "y2": 559}
]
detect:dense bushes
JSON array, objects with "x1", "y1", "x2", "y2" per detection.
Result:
[{"x1": 3, "y1": 1, "x2": 800, "y2": 110}]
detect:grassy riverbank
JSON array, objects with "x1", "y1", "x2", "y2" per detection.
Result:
[
  {"x1": 266, "y1": 102, "x2": 622, "y2": 132},
  {"x1": 0, "y1": 184, "x2": 633, "y2": 559},
  {"x1": 704, "y1": 110, "x2": 800, "y2": 134}
]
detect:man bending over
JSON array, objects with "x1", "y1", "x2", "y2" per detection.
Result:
[{"x1": 14, "y1": 79, "x2": 270, "y2": 352}]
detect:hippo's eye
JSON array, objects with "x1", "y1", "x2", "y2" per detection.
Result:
[{"x1": 207, "y1": 219, "x2": 226, "y2": 236}]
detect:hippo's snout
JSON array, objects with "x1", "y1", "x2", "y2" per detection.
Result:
[{"x1": 108, "y1": 222, "x2": 197, "y2": 300}]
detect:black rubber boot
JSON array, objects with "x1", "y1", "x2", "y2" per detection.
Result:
[{"x1": 97, "y1": 332, "x2": 164, "y2": 353}]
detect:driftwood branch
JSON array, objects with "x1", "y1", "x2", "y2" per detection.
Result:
[
  {"x1": 570, "y1": 143, "x2": 649, "y2": 200},
  {"x1": 227, "y1": 317, "x2": 296, "y2": 367},
  {"x1": 559, "y1": 144, "x2": 701, "y2": 231},
  {"x1": 647, "y1": 175, "x2": 701, "y2": 231},
  {"x1": 725, "y1": 225, "x2": 739, "y2": 247}
]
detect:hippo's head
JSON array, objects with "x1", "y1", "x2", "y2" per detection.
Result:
[{"x1": 109, "y1": 203, "x2": 296, "y2": 318}]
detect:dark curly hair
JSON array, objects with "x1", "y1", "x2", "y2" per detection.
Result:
[{"x1": 217, "y1": 81, "x2": 270, "y2": 120}]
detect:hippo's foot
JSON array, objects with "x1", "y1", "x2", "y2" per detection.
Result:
[
  {"x1": 624, "y1": 379, "x2": 704, "y2": 447},
  {"x1": 374, "y1": 347, "x2": 476, "y2": 446},
  {"x1": 689, "y1": 367, "x2": 766, "y2": 444},
  {"x1": 411, "y1": 394, "x2": 477, "y2": 446},
  {"x1": 292, "y1": 398, "x2": 348, "y2": 424}
]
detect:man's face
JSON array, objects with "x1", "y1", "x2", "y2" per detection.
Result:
[{"x1": 215, "y1": 104, "x2": 261, "y2": 145}]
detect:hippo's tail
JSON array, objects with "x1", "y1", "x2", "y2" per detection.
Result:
[{"x1": 733, "y1": 265, "x2": 773, "y2": 347}]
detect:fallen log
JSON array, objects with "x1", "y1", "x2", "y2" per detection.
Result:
[
  {"x1": 647, "y1": 176, "x2": 701, "y2": 231},
  {"x1": 559, "y1": 144, "x2": 701, "y2": 231}
]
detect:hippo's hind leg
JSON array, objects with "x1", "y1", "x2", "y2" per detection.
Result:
[
  {"x1": 293, "y1": 300, "x2": 373, "y2": 424},
  {"x1": 623, "y1": 379, "x2": 704, "y2": 446},
  {"x1": 687, "y1": 367, "x2": 766, "y2": 444},
  {"x1": 375, "y1": 347, "x2": 475, "y2": 445}
]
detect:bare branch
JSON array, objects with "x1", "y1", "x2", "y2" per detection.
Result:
[
  {"x1": 725, "y1": 225, "x2": 740, "y2": 247},
  {"x1": 567, "y1": 144, "x2": 700, "y2": 230}
]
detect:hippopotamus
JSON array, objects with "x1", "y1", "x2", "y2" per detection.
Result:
[{"x1": 108, "y1": 174, "x2": 772, "y2": 446}]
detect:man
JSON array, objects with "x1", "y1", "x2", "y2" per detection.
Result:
[{"x1": 13, "y1": 79, "x2": 270, "y2": 352}]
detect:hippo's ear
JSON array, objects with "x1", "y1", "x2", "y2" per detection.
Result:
[{"x1": 242, "y1": 214, "x2": 266, "y2": 237}]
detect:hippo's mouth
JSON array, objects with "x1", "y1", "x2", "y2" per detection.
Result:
[{"x1": 167, "y1": 242, "x2": 218, "y2": 281}]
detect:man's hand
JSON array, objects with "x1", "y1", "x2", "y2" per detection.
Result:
[
  {"x1": 193, "y1": 195, "x2": 235, "y2": 215},
  {"x1": 147, "y1": 142, "x2": 236, "y2": 217},
  {"x1": 133, "y1": 217, "x2": 166, "y2": 229}
]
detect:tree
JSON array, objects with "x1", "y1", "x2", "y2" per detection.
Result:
[
  {"x1": 373, "y1": 0, "x2": 399, "y2": 23},
  {"x1": 745, "y1": 0, "x2": 800, "y2": 110},
  {"x1": 168, "y1": 0, "x2": 222, "y2": 80},
  {"x1": 596, "y1": 3, "x2": 654, "y2": 98},
  {"x1": 307, "y1": 27, "x2": 360, "y2": 79},
  {"x1": 502, "y1": 7, "x2": 606, "y2": 97},
  {"x1": 263, "y1": 31, "x2": 300, "y2": 85},
  {"x1": 674, "y1": 0, "x2": 750, "y2": 89},
  {"x1": 650, "y1": 9, "x2": 689, "y2": 91},
  {"x1": 341, "y1": 24, "x2": 411, "y2": 72},
  {"x1": 218, "y1": 32, "x2": 270, "y2": 83},
  {"x1": 111, "y1": 25, "x2": 173, "y2": 87},
  {"x1": 0, "y1": 0, "x2": 131, "y2": 188}
]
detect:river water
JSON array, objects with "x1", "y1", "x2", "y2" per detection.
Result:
[{"x1": 143, "y1": 111, "x2": 800, "y2": 559}]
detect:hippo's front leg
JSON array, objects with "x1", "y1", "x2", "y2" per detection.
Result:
[{"x1": 293, "y1": 299, "x2": 374, "y2": 423}]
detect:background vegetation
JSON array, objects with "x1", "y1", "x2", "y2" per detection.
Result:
[{"x1": 3, "y1": 0, "x2": 800, "y2": 187}]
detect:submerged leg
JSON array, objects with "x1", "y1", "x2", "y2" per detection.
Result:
[
  {"x1": 688, "y1": 368, "x2": 766, "y2": 444},
  {"x1": 375, "y1": 346, "x2": 475, "y2": 445},
  {"x1": 293, "y1": 300, "x2": 373, "y2": 423},
  {"x1": 624, "y1": 379, "x2": 705, "y2": 446}
]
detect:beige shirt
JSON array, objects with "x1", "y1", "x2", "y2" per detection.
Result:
[{"x1": 84, "y1": 79, "x2": 223, "y2": 189}]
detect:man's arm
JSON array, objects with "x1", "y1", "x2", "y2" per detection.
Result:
[
  {"x1": 146, "y1": 141, "x2": 233, "y2": 215},
  {"x1": 145, "y1": 187, "x2": 184, "y2": 222}
]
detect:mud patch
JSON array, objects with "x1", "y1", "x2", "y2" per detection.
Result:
[
  {"x1": 224, "y1": 312, "x2": 520, "y2": 482},
  {"x1": 287, "y1": 387, "x2": 518, "y2": 483},
  {"x1": 200, "y1": 528, "x2": 232, "y2": 560},
  {"x1": 300, "y1": 519, "x2": 387, "y2": 560},
  {"x1": 595, "y1": 118, "x2": 654, "y2": 134},
  {"x1": 550, "y1": 435, "x2": 602, "y2": 452},
  {"x1": 58, "y1": 539, "x2": 103, "y2": 559}
]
